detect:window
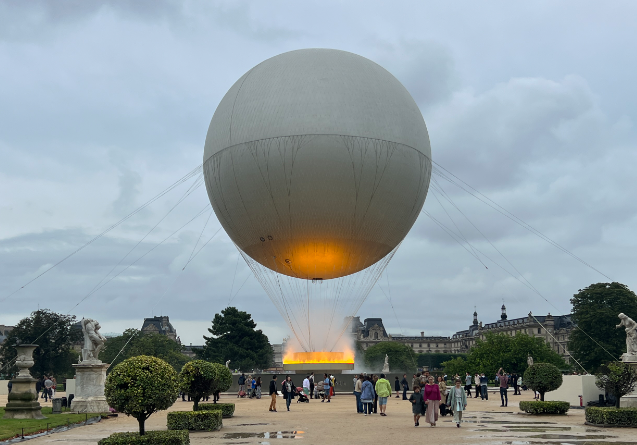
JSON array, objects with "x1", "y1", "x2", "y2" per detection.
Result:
[
  {"x1": 374, "y1": 332, "x2": 379, "y2": 340},
  {"x1": 538, "y1": 328, "x2": 542, "y2": 334},
  {"x1": 419, "y1": 343, "x2": 422, "y2": 347}
]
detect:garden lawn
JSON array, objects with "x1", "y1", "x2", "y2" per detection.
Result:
[{"x1": 0, "y1": 407, "x2": 107, "y2": 440}]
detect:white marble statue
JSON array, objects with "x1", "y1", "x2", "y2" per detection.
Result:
[
  {"x1": 527, "y1": 354, "x2": 534, "y2": 367},
  {"x1": 81, "y1": 318, "x2": 106, "y2": 362},
  {"x1": 382, "y1": 354, "x2": 390, "y2": 373},
  {"x1": 617, "y1": 313, "x2": 637, "y2": 358},
  {"x1": 225, "y1": 360, "x2": 231, "y2": 368}
]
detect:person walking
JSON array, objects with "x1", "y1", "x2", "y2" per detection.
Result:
[
  {"x1": 423, "y1": 376, "x2": 441, "y2": 427},
  {"x1": 282, "y1": 376, "x2": 296, "y2": 411},
  {"x1": 448, "y1": 379, "x2": 468, "y2": 427},
  {"x1": 438, "y1": 376, "x2": 448, "y2": 401},
  {"x1": 375, "y1": 373, "x2": 392, "y2": 416},
  {"x1": 322, "y1": 374, "x2": 331, "y2": 403},
  {"x1": 372, "y1": 374, "x2": 379, "y2": 413},
  {"x1": 479, "y1": 373, "x2": 488, "y2": 400},
  {"x1": 255, "y1": 377, "x2": 262, "y2": 399},
  {"x1": 354, "y1": 375, "x2": 363, "y2": 413},
  {"x1": 7, "y1": 380, "x2": 12, "y2": 394},
  {"x1": 302, "y1": 376, "x2": 310, "y2": 400},
  {"x1": 360, "y1": 376, "x2": 375, "y2": 416},
  {"x1": 36, "y1": 377, "x2": 43, "y2": 399},
  {"x1": 44, "y1": 376, "x2": 53, "y2": 402},
  {"x1": 401, "y1": 374, "x2": 409, "y2": 400},
  {"x1": 474, "y1": 373, "x2": 480, "y2": 398},
  {"x1": 394, "y1": 376, "x2": 401, "y2": 398},
  {"x1": 309, "y1": 372, "x2": 315, "y2": 399},
  {"x1": 412, "y1": 374, "x2": 420, "y2": 391},
  {"x1": 496, "y1": 367, "x2": 508, "y2": 407},
  {"x1": 268, "y1": 375, "x2": 278, "y2": 412},
  {"x1": 464, "y1": 373, "x2": 472, "y2": 398},
  {"x1": 409, "y1": 385, "x2": 425, "y2": 427},
  {"x1": 512, "y1": 372, "x2": 519, "y2": 395},
  {"x1": 238, "y1": 373, "x2": 246, "y2": 398}
]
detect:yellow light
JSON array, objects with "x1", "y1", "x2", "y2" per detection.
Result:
[{"x1": 283, "y1": 351, "x2": 355, "y2": 364}]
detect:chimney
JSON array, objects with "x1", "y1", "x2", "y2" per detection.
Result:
[{"x1": 421, "y1": 332, "x2": 424, "y2": 338}]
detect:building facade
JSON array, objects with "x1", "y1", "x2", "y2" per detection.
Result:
[
  {"x1": 351, "y1": 305, "x2": 575, "y2": 363},
  {"x1": 141, "y1": 316, "x2": 179, "y2": 342}
]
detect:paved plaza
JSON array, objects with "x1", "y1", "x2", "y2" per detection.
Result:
[{"x1": 4, "y1": 391, "x2": 637, "y2": 445}]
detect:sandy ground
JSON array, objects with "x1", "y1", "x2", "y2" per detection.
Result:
[{"x1": 3, "y1": 390, "x2": 637, "y2": 444}]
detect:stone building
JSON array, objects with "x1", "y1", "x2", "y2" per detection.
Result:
[
  {"x1": 351, "y1": 304, "x2": 575, "y2": 363},
  {"x1": 141, "y1": 316, "x2": 178, "y2": 342},
  {"x1": 0, "y1": 325, "x2": 14, "y2": 344}
]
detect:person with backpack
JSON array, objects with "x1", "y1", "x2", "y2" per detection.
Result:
[
  {"x1": 281, "y1": 376, "x2": 296, "y2": 411},
  {"x1": 268, "y1": 375, "x2": 278, "y2": 412},
  {"x1": 322, "y1": 373, "x2": 331, "y2": 402},
  {"x1": 237, "y1": 373, "x2": 246, "y2": 398}
]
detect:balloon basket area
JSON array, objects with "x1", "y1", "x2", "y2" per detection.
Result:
[{"x1": 282, "y1": 351, "x2": 355, "y2": 373}]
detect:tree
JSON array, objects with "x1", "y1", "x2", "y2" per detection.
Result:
[
  {"x1": 179, "y1": 360, "x2": 217, "y2": 411},
  {"x1": 198, "y1": 307, "x2": 273, "y2": 371},
  {"x1": 101, "y1": 329, "x2": 190, "y2": 372},
  {"x1": 524, "y1": 363, "x2": 563, "y2": 401},
  {"x1": 595, "y1": 362, "x2": 637, "y2": 408},
  {"x1": 363, "y1": 342, "x2": 417, "y2": 373},
  {"x1": 0, "y1": 309, "x2": 82, "y2": 379},
  {"x1": 210, "y1": 362, "x2": 232, "y2": 399},
  {"x1": 569, "y1": 282, "x2": 637, "y2": 372},
  {"x1": 418, "y1": 353, "x2": 467, "y2": 371},
  {"x1": 442, "y1": 332, "x2": 568, "y2": 377},
  {"x1": 105, "y1": 355, "x2": 179, "y2": 435}
]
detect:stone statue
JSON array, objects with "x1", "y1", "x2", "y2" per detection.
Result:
[
  {"x1": 527, "y1": 354, "x2": 533, "y2": 367},
  {"x1": 225, "y1": 360, "x2": 231, "y2": 368},
  {"x1": 81, "y1": 318, "x2": 106, "y2": 362},
  {"x1": 617, "y1": 313, "x2": 637, "y2": 358},
  {"x1": 382, "y1": 354, "x2": 389, "y2": 373}
]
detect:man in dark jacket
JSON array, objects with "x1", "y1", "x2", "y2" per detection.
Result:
[
  {"x1": 401, "y1": 374, "x2": 409, "y2": 400},
  {"x1": 268, "y1": 375, "x2": 278, "y2": 412}
]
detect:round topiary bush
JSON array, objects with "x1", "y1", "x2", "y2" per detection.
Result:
[
  {"x1": 179, "y1": 360, "x2": 217, "y2": 411},
  {"x1": 210, "y1": 363, "x2": 232, "y2": 395},
  {"x1": 523, "y1": 363, "x2": 563, "y2": 401},
  {"x1": 105, "y1": 355, "x2": 179, "y2": 435}
]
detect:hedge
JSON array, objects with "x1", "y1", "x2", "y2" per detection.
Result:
[
  {"x1": 196, "y1": 403, "x2": 235, "y2": 418},
  {"x1": 585, "y1": 407, "x2": 637, "y2": 427},
  {"x1": 519, "y1": 401, "x2": 570, "y2": 414},
  {"x1": 167, "y1": 410, "x2": 222, "y2": 431},
  {"x1": 98, "y1": 430, "x2": 189, "y2": 445}
]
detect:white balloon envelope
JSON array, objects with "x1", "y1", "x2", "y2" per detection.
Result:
[{"x1": 203, "y1": 49, "x2": 432, "y2": 351}]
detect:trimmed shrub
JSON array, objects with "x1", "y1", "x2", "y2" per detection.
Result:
[
  {"x1": 179, "y1": 360, "x2": 217, "y2": 411},
  {"x1": 167, "y1": 410, "x2": 222, "y2": 431},
  {"x1": 523, "y1": 363, "x2": 563, "y2": 401},
  {"x1": 596, "y1": 362, "x2": 637, "y2": 408},
  {"x1": 196, "y1": 402, "x2": 235, "y2": 418},
  {"x1": 105, "y1": 356, "x2": 179, "y2": 435},
  {"x1": 519, "y1": 400, "x2": 570, "y2": 414},
  {"x1": 586, "y1": 407, "x2": 637, "y2": 427},
  {"x1": 98, "y1": 430, "x2": 190, "y2": 444},
  {"x1": 210, "y1": 363, "x2": 232, "y2": 393}
]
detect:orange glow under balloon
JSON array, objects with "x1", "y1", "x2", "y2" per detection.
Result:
[{"x1": 283, "y1": 351, "x2": 355, "y2": 365}]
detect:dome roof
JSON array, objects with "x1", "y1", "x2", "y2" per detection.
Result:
[{"x1": 204, "y1": 48, "x2": 430, "y2": 162}]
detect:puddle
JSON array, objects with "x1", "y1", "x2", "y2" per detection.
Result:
[
  {"x1": 221, "y1": 431, "x2": 304, "y2": 440},
  {"x1": 236, "y1": 423, "x2": 270, "y2": 426},
  {"x1": 527, "y1": 435, "x2": 619, "y2": 440},
  {"x1": 459, "y1": 420, "x2": 555, "y2": 424},
  {"x1": 477, "y1": 427, "x2": 571, "y2": 433},
  {"x1": 497, "y1": 442, "x2": 637, "y2": 445}
]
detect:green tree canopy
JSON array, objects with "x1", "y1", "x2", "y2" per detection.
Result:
[
  {"x1": 197, "y1": 307, "x2": 273, "y2": 371},
  {"x1": 101, "y1": 329, "x2": 190, "y2": 372},
  {"x1": 524, "y1": 363, "x2": 563, "y2": 401},
  {"x1": 569, "y1": 282, "x2": 637, "y2": 372},
  {"x1": 0, "y1": 309, "x2": 82, "y2": 379},
  {"x1": 179, "y1": 360, "x2": 217, "y2": 411},
  {"x1": 210, "y1": 362, "x2": 232, "y2": 396},
  {"x1": 595, "y1": 362, "x2": 637, "y2": 408},
  {"x1": 105, "y1": 355, "x2": 179, "y2": 435},
  {"x1": 417, "y1": 353, "x2": 467, "y2": 371},
  {"x1": 363, "y1": 342, "x2": 417, "y2": 374},
  {"x1": 442, "y1": 332, "x2": 568, "y2": 377}
]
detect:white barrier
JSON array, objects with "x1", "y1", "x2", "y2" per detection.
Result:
[{"x1": 544, "y1": 375, "x2": 603, "y2": 407}]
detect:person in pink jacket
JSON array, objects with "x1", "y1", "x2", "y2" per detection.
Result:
[{"x1": 423, "y1": 376, "x2": 441, "y2": 426}]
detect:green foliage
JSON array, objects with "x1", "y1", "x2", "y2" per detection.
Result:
[
  {"x1": 524, "y1": 363, "x2": 563, "y2": 401},
  {"x1": 442, "y1": 332, "x2": 568, "y2": 377},
  {"x1": 363, "y1": 342, "x2": 417, "y2": 373},
  {"x1": 196, "y1": 403, "x2": 235, "y2": 418},
  {"x1": 417, "y1": 353, "x2": 467, "y2": 370},
  {"x1": 98, "y1": 430, "x2": 190, "y2": 445},
  {"x1": 101, "y1": 329, "x2": 190, "y2": 372},
  {"x1": 0, "y1": 407, "x2": 104, "y2": 441},
  {"x1": 519, "y1": 401, "x2": 570, "y2": 414},
  {"x1": 197, "y1": 307, "x2": 273, "y2": 371},
  {"x1": 586, "y1": 407, "x2": 637, "y2": 426},
  {"x1": 179, "y1": 360, "x2": 217, "y2": 411},
  {"x1": 210, "y1": 363, "x2": 232, "y2": 393},
  {"x1": 105, "y1": 356, "x2": 179, "y2": 435},
  {"x1": 596, "y1": 362, "x2": 637, "y2": 408},
  {"x1": 167, "y1": 410, "x2": 222, "y2": 431},
  {"x1": 569, "y1": 282, "x2": 637, "y2": 372},
  {"x1": 0, "y1": 309, "x2": 82, "y2": 379}
]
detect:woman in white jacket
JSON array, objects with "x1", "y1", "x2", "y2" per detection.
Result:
[{"x1": 448, "y1": 379, "x2": 468, "y2": 427}]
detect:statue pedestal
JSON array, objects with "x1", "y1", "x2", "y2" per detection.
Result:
[
  {"x1": 620, "y1": 361, "x2": 637, "y2": 408},
  {"x1": 72, "y1": 362, "x2": 110, "y2": 413},
  {"x1": 4, "y1": 344, "x2": 45, "y2": 419}
]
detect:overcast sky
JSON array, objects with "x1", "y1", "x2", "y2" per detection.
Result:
[{"x1": 2, "y1": 0, "x2": 636, "y2": 346}]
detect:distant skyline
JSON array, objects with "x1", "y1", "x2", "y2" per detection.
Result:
[{"x1": 2, "y1": 1, "x2": 636, "y2": 345}]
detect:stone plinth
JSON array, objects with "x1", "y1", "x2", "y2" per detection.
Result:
[
  {"x1": 545, "y1": 374, "x2": 604, "y2": 407},
  {"x1": 620, "y1": 361, "x2": 637, "y2": 408},
  {"x1": 4, "y1": 344, "x2": 45, "y2": 419},
  {"x1": 72, "y1": 362, "x2": 110, "y2": 413}
]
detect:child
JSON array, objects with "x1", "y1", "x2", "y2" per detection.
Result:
[
  {"x1": 409, "y1": 385, "x2": 425, "y2": 427},
  {"x1": 447, "y1": 379, "x2": 467, "y2": 427}
]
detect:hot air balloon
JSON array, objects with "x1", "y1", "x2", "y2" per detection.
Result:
[{"x1": 203, "y1": 49, "x2": 431, "y2": 361}]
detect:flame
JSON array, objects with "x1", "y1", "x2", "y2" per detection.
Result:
[{"x1": 283, "y1": 351, "x2": 355, "y2": 364}]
